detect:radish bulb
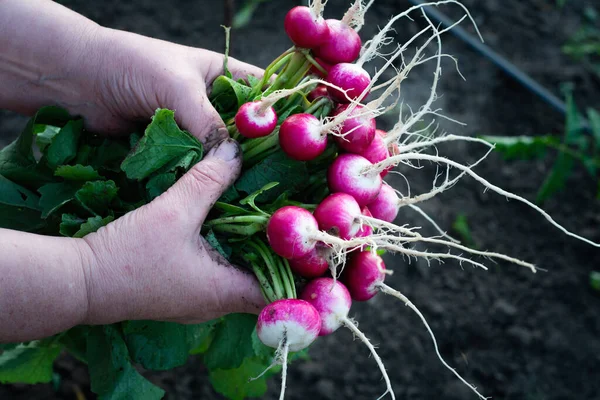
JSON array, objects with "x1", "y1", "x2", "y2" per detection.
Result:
[
  {"x1": 315, "y1": 19, "x2": 362, "y2": 64},
  {"x1": 267, "y1": 206, "x2": 319, "y2": 259},
  {"x1": 360, "y1": 130, "x2": 393, "y2": 177},
  {"x1": 288, "y1": 243, "x2": 331, "y2": 278},
  {"x1": 284, "y1": 6, "x2": 329, "y2": 49},
  {"x1": 314, "y1": 193, "x2": 363, "y2": 240},
  {"x1": 257, "y1": 299, "x2": 322, "y2": 400},
  {"x1": 300, "y1": 278, "x2": 395, "y2": 399},
  {"x1": 367, "y1": 183, "x2": 400, "y2": 223},
  {"x1": 327, "y1": 154, "x2": 382, "y2": 206},
  {"x1": 279, "y1": 114, "x2": 328, "y2": 161},
  {"x1": 234, "y1": 101, "x2": 278, "y2": 138},
  {"x1": 332, "y1": 104, "x2": 376, "y2": 154},
  {"x1": 326, "y1": 63, "x2": 371, "y2": 103}
]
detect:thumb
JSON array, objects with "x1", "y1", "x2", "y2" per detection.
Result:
[
  {"x1": 156, "y1": 138, "x2": 242, "y2": 226},
  {"x1": 176, "y1": 93, "x2": 229, "y2": 149}
]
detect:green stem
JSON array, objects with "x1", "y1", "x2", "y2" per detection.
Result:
[
  {"x1": 243, "y1": 130, "x2": 280, "y2": 160},
  {"x1": 243, "y1": 146, "x2": 279, "y2": 167},
  {"x1": 250, "y1": 261, "x2": 277, "y2": 303},
  {"x1": 305, "y1": 97, "x2": 331, "y2": 115},
  {"x1": 211, "y1": 223, "x2": 264, "y2": 236},
  {"x1": 302, "y1": 49, "x2": 328, "y2": 76},
  {"x1": 249, "y1": 48, "x2": 295, "y2": 99},
  {"x1": 205, "y1": 215, "x2": 268, "y2": 226},
  {"x1": 248, "y1": 240, "x2": 285, "y2": 299},
  {"x1": 263, "y1": 52, "x2": 307, "y2": 96},
  {"x1": 278, "y1": 258, "x2": 296, "y2": 299}
]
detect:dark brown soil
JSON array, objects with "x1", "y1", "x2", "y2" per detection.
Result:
[{"x1": 1, "y1": 1, "x2": 600, "y2": 399}]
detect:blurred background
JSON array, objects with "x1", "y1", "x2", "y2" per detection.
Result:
[{"x1": 1, "y1": 0, "x2": 599, "y2": 399}]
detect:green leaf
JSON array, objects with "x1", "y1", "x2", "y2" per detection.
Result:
[
  {"x1": 122, "y1": 321, "x2": 213, "y2": 371},
  {"x1": 0, "y1": 341, "x2": 62, "y2": 384},
  {"x1": 232, "y1": 0, "x2": 269, "y2": 29},
  {"x1": 87, "y1": 325, "x2": 164, "y2": 400},
  {"x1": 59, "y1": 213, "x2": 86, "y2": 237},
  {"x1": 209, "y1": 76, "x2": 252, "y2": 115},
  {"x1": 35, "y1": 125, "x2": 61, "y2": 152},
  {"x1": 251, "y1": 327, "x2": 273, "y2": 362},
  {"x1": 38, "y1": 181, "x2": 81, "y2": 218},
  {"x1": 205, "y1": 230, "x2": 232, "y2": 259},
  {"x1": 235, "y1": 151, "x2": 309, "y2": 202},
  {"x1": 480, "y1": 135, "x2": 559, "y2": 160},
  {"x1": 204, "y1": 313, "x2": 257, "y2": 370},
  {"x1": 145, "y1": 172, "x2": 176, "y2": 200},
  {"x1": 46, "y1": 119, "x2": 83, "y2": 169},
  {"x1": 73, "y1": 216, "x2": 114, "y2": 238},
  {"x1": 0, "y1": 174, "x2": 44, "y2": 231},
  {"x1": 587, "y1": 108, "x2": 600, "y2": 152},
  {"x1": 247, "y1": 75, "x2": 261, "y2": 88},
  {"x1": 55, "y1": 164, "x2": 102, "y2": 181},
  {"x1": 219, "y1": 185, "x2": 241, "y2": 203},
  {"x1": 59, "y1": 326, "x2": 90, "y2": 363},
  {"x1": 88, "y1": 139, "x2": 131, "y2": 173},
  {"x1": 209, "y1": 357, "x2": 270, "y2": 400},
  {"x1": 121, "y1": 109, "x2": 203, "y2": 180},
  {"x1": 75, "y1": 180, "x2": 118, "y2": 215}
]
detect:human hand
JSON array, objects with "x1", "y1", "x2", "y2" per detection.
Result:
[{"x1": 79, "y1": 138, "x2": 265, "y2": 325}]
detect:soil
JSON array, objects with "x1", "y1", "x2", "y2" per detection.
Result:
[{"x1": 2, "y1": 1, "x2": 600, "y2": 399}]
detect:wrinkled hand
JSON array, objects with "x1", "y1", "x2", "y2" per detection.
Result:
[
  {"x1": 71, "y1": 29, "x2": 267, "y2": 324},
  {"x1": 81, "y1": 138, "x2": 265, "y2": 324}
]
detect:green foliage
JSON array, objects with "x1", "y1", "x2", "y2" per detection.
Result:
[
  {"x1": 562, "y1": 5, "x2": 600, "y2": 79},
  {"x1": 451, "y1": 213, "x2": 478, "y2": 249},
  {"x1": 210, "y1": 75, "x2": 253, "y2": 117},
  {"x1": 233, "y1": 0, "x2": 270, "y2": 29},
  {"x1": 482, "y1": 97, "x2": 600, "y2": 203},
  {"x1": 204, "y1": 314, "x2": 257, "y2": 370},
  {"x1": 0, "y1": 340, "x2": 62, "y2": 384},
  {"x1": 590, "y1": 271, "x2": 600, "y2": 292}
]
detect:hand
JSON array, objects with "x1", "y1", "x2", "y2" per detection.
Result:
[{"x1": 80, "y1": 138, "x2": 266, "y2": 325}]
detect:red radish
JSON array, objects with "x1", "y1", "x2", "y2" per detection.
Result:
[
  {"x1": 257, "y1": 299, "x2": 322, "y2": 400},
  {"x1": 300, "y1": 277, "x2": 395, "y2": 399},
  {"x1": 307, "y1": 84, "x2": 331, "y2": 102},
  {"x1": 326, "y1": 63, "x2": 371, "y2": 102},
  {"x1": 368, "y1": 184, "x2": 399, "y2": 223},
  {"x1": 234, "y1": 101, "x2": 278, "y2": 138},
  {"x1": 342, "y1": 251, "x2": 386, "y2": 301},
  {"x1": 284, "y1": 6, "x2": 329, "y2": 49},
  {"x1": 308, "y1": 57, "x2": 334, "y2": 78},
  {"x1": 333, "y1": 104, "x2": 376, "y2": 154},
  {"x1": 356, "y1": 207, "x2": 373, "y2": 238},
  {"x1": 279, "y1": 114, "x2": 328, "y2": 161},
  {"x1": 328, "y1": 154, "x2": 382, "y2": 207},
  {"x1": 360, "y1": 130, "x2": 392, "y2": 177},
  {"x1": 315, "y1": 19, "x2": 362, "y2": 64},
  {"x1": 288, "y1": 243, "x2": 331, "y2": 278},
  {"x1": 267, "y1": 206, "x2": 319, "y2": 259},
  {"x1": 314, "y1": 193, "x2": 363, "y2": 240}
]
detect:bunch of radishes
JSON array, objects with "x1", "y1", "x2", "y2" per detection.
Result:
[{"x1": 206, "y1": 1, "x2": 600, "y2": 399}]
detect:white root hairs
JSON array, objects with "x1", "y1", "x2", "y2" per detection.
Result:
[
  {"x1": 342, "y1": 317, "x2": 396, "y2": 400},
  {"x1": 309, "y1": 0, "x2": 327, "y2": 17},
  {"x1": 406, "y1": 203, "x2": 460, "y2": 243},
  {"x1": 377, "y1": 284, "x2": 489, "y2": 400},
  {"x1": 382, "y1": 152, "x2": 600, "y2": 248},
  {"x1": 394, "y1": 134, "x2": 494, "y2": 154},
  {"x1": 278, "y1": 336, "x2": 290, "y2": 400},
  {"x1": 342, "y1": 0, "x2": 367, "y2": 30}
]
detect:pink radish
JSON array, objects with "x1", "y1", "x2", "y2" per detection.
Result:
[
  {"x1": 284, "y1": 6, "x2": 329, "y2": 49},
  {"x1": 326, "y1": 63, "x2": 371, "y2": 102},
  {"x1": 279, "y1": 114, "x2": 328, "y2": 161},
  {"x1": 288, "y1": 243, "x2": 331, "y2": 278},
  {"x1": 327, "y1": 154, "x2": 382, "y2": 206},
  {"x1": 314, "y1": 19, "x2": 362, "y2": 64},
  {"x1": 360, "y1": 130, "x2": 393, "y2": 177},
  {"x1": 367, "y1": 184, "x2": 399, "y2": 223},
  {"x1": 314, "y1": 193, "x2": 363, "y2": 240},
  {"x1": 257, "y1": 299, "x2": 322, "y2": 400},
  {"x1": 267, "y1": 206, "x2": 319, "y2": 259},
  {"x1": 300, "y1": 278, "x2": 395, "y2": 399},
  {"x1": 332, "y1": 104, "x2": 376, "y2": 153},
  {"x1": 234, "y1": 101, "x2": 278, "y2": 138},
  {"x1": 307, "y1": 84, "x2": 331, "y2": 102},
  {"x1": 340, "y1": 251, "x2": 487, "y2": 399}
]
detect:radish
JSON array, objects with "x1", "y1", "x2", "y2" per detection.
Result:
[
  {"x1": 360, "y1": 129, "x2": 393, "y2": 177},
  {"x1": 341, "y1": 251, "x2": 488, "y2": 399},
  {"x1": 266, "y1": 206, "x2": 319, "y2": 259},
  {"x1": 314, "y1": 19, "x2": 362, "y2": 64},
  {"x1": 234, "y1": 101, "x2": 278, "y2": 138},
  {"x1": 367, "y1": 183, "x2": 399, "y2": 223},
  {"x1": 300, "y1": 278, "x2": 395, "y2": 399},
  {"x1": 288, "y1": 243, "x2": 331, "y2": 278},
  {"x1": 326, "y1": 63, "x2": 371, "y2": 103},
  {"x1": 327, "y1": 153, "x2": 382, "y2": 207},
  {"x1": 257, "y1": 299, "x2": 322, "y2": 400},
  {"x1": 284, "y1": 5, "x2": 328, "y2": 49},
  {"x1": 308, "y1": 57, "x2": 333, "y2": 78},
  {"x1": 332, "y1": 104, "x2": 376, "y2": 154},
  {"x1": 307, "y1": 84, "x2": 331, "y2": 102},
  {"x1": 279, "y1": 114, "x2": 328, "y2": 161},
  {"x1": 314, "y1": 193, "x2": 363, "y2": 240}
]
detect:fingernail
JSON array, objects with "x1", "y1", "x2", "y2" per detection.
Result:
[{"x1": 208, "y1": 138, "x2": 241, "y2": 162}]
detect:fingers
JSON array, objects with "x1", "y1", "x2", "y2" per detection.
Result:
[
  {"x1": 227, "y1": 57, "x2": 265, "y2": 82},
  {"x1": 154, "y1": 138, "x2": 242, "y2": 227},
  {"x1": 174, "y1": 92, "x2": 230, "y2": 149}
]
